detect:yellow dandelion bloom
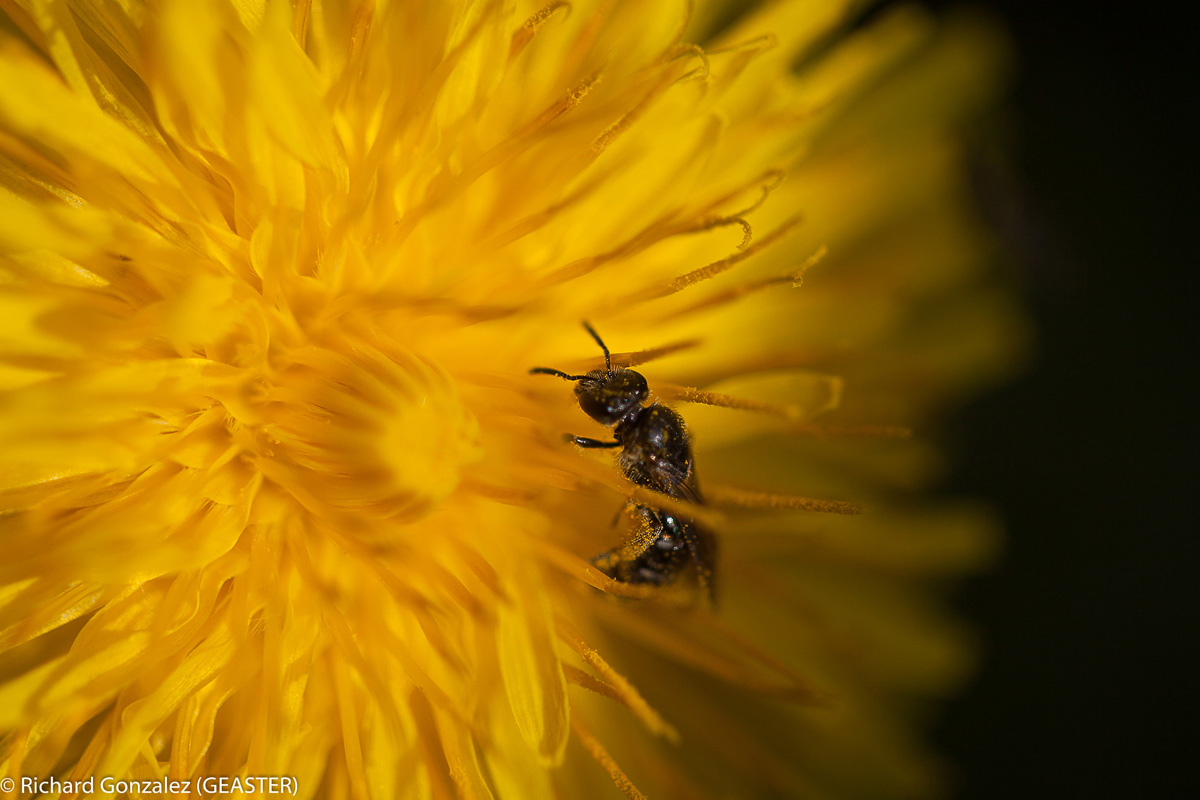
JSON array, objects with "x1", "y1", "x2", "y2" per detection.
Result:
[{"x1": 0, "y1": 1, "x2": 1024, "y2": 798}]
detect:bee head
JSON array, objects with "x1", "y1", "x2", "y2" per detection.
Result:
[
  {"x1": 574, "y1": 368, "x2": 649, "y2": 425},
  {"x1": 530, "y1": 322, "x2": 651, "y2": 425}
]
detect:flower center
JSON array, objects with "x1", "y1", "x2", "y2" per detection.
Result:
[{"x1": 263, "y1": 341, "x2": 481, "y2": 527}]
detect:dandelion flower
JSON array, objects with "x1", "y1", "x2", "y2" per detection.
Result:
[{"x1": 0, "y1": 1, "x2": 1023, "y2": 798}]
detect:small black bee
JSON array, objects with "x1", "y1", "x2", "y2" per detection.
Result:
[{"x1": 531, "y1": 323, "x2": 715, "y2": 598}]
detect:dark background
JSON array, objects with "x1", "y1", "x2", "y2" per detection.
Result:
[{"x1": 925, "y1": 1, "x2": 1194, "y2": 797}]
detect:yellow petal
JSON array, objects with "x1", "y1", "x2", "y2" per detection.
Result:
[{"x1": 496, "y1": 563, "x2": 570, "y2": 764}]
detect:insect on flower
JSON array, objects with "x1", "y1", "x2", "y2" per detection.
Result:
[{"x1": 532, "y1": 323, "x2": 716, "y2": 600}]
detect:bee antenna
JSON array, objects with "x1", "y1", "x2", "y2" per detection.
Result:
[
  {"x1": 581, "y1": 320, "x2": 611, "y2": 375},
  {"x1": 530, "y1": 367, "x2": 588, "y2": 381}
]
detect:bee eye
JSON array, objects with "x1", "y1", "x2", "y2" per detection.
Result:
[
  {"x1": 575, "y1": 383, "x2": 628, "y2": 425},
  {"x1": 611, "y1": 370, "x2": 649, "y2": 403}
]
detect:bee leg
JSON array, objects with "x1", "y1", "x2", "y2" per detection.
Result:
[
  {"x1": 610, "y1": 499, "x2": 639, "y2": 528},
  {"x1": 564, "y1": 435, "x2": 621, "y2": 448},
  {"x1": 591, "y1": 506, "x2": 660, "y2": 584}
]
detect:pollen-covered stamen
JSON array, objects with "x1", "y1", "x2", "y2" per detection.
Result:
[
  {"x1": 524, "y1": 158, "x2": 780, "y2": 292},
  {"x1": 705, "y1": 485, "x2": 864, "y2": 515},
  {"x1": 558, "y1": 620, "x2": 680, "y2": 742},
  {"x1": 535, "y1": 205, "x2": 743, "y2": 289},
  {"x1": 510, "y1": 1, "x2": 572, "y2": 63},
  {"x1": 674, "y1": 244, "x2": 828, "y2": 317},
  {"x1": 656, "y1": 370, "x2": 844, "y2": 424},
  {"x1": 570, "y1": 715, "x2": 649, "y2": 800},
  {"x1": 591, "y1": 43, "x2": 711, "y2": 156},
  {"x1": 616, "y1": 338, "x2": 703, "y2": 368},
  {"x1": 531, "y1": 164, "x2": 781, "y2": 293},
  {"x1": 728, "y1": 168, "x2": 787, "y2": 217},
  {"x1": 616, "y1": 214, "x2": 805, "y2": 306},
  {"x1": 655, "y1": 213, "x2": 754, "y2": 250},
  {"x1": 657, "y1": 383, "x2": 813, "y2": 419},
  {"x1": 663, "y1": 214, "x2": 804, "y2": 289}
]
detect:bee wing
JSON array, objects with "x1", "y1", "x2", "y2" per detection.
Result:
[
  {"x1": 647, "y1": 457, "x2": 703, "y2": 505},
  {"x1": 646, "y1": 461, "x2": 715, "y2": 599},
  {"x1": 683, "y1": 519, "x2": 717, "y2": 601}
]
